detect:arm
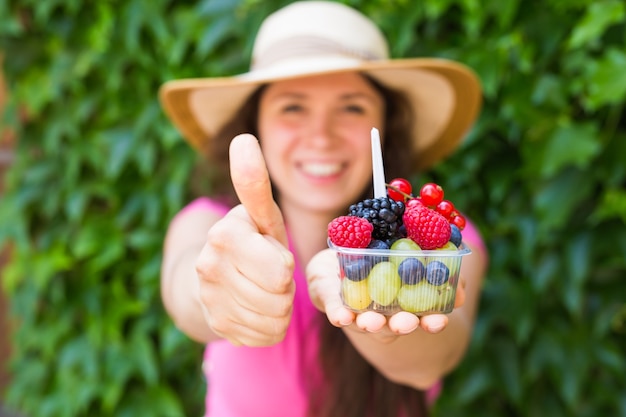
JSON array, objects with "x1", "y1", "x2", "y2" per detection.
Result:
[
  {"x1": 160, "y1": 134, "x2": 296, "y2": 347},
  {"x1": 160, "y1": 207, "x2": 222, "y2": 343},
  {"x1": 306, "y1": 235, "x2": 488, "y2": 390}
]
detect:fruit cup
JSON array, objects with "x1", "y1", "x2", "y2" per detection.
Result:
[{"x1": 328, "y1": 239, "x2": 471, "y2": 316}]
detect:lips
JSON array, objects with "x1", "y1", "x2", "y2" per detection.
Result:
[{"x1": 299, "y1": 162, "x2": 344, "y2": 177}]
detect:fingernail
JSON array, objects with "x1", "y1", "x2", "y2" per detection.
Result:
[{"x1": 427, "y1": 319, "x2": 446, "y2": 333}]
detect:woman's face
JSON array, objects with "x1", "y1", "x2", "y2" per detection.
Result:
[{"x1": 258, "y1": 72, "x2": 385, "y2": 217}]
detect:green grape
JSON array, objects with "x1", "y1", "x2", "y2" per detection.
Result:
[
  {"x1": 397, "y1": 281, "x2": 439, "y2": 313},
  {"x1": 342, "y1": 278, "x2": 372, "y2": 310},
  {"x1": 438, "y1": 283, "x2": 456, "y2": 307},
  {"x1": 436, "y1": 241, "x2": 458, "y2": 251},
  {"x1": 389, "y1": 238, "x2": 421, "y2": 268},
  {"x1": 367, "y1": 261, "x2": 401, "y2": 306},
  {"x1": 449, "y1": 260, "x2": 461, "y2": 282}
]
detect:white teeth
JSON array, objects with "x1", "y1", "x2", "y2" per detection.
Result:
[{"x1": 301, "y1": 162, "x2": 342, "y2": 177}]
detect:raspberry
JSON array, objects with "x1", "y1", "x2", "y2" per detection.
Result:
[
  {"x1": 403, "y1": 204, "x2": 451, "y2": 249},
  {"x1": 328, "y1": 216, "x2": 373, "y2": 248},
  {"x1": 348, "y1": 197, "x2": 405, "y2": 241}
]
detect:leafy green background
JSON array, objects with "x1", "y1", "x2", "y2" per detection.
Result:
[{"x1": 1, "y1": 0, "x2": 625, "y2": 416}]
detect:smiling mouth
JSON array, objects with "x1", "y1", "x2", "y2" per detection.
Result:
[{"x1": 300, "y1": 162, "x2": 344, "y2": 177}]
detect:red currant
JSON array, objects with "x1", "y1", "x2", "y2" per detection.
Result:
[
  {"x1": 419, "y1": 183, "x2": 444, "y2": 207},
  {"x1": 436, "y1": 200, "x2": 455, "y2": 219},
  {"x1": 406, "y1": 197, "x2": 424, "y2": 208},
  {"x1": 387, "y1": 178, "x2": 412, "y2": 202},
  {"x1": 451, "y1": 212, "x2": 466, "y2": 230}
]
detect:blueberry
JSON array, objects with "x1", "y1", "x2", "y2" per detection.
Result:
[
  {"x1": 342, "y1": 256, "x2": 375, "y2": 281},
  {"x1": 367, "y1": 239, "x2": 390, "y2": 250},
  {"x1": 426, "y1": 261, "x2": 450, "y2": 286},
  {"x1": 398, "y1": 258, "x2": 426, "y2": 285},
  {"x1": 449, "y1": 224, "x2": 462, "y2": 247}
]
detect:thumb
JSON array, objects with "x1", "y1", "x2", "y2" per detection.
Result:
[{"x1": 229, "y1": 134, "x2": 288, "y2": 247}]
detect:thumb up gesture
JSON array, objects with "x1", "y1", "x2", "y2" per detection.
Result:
[{"x1": 196, "y1": 134, "x2": 295, "y2": 346}]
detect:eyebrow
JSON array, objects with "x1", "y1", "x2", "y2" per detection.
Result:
[{"x1": 270, "y1": 91, "x2": 380, "y2": 104}]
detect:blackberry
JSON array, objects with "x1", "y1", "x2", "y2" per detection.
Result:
[{"x1": 349, "y1": 197, "x2": 405, "y2": 240}]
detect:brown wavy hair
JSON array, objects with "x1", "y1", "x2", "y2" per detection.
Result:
[{"x1": 205, "y1": 75, "x2": 428, "y2": 417}]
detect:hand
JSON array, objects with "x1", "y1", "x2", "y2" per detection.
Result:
[
  {"x1": 306, "y1": 250, "x2": 467, "y2": 342},
  {"x1": 195, "y1": 134, "x2": 295, "y2": 346}
]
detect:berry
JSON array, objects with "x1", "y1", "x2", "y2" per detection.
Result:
[
  {"x1": 387, "y1": 178, "x2": 412, "y2": 202},
  {"x1": 328, "y1": 216, "x2": 373, "y2": 248},
  {"x1": 403, "y1": 204, "x2": 451, "y2": 249},
  {"x1": 450, "y1": 213, "x2": 466, "y2": 230},
  {"x1": 367, "y1": 239, "x2": 390, "y2": 250},
  {"x1": 341, "y1": 256, "x2": 375, "y2": 281},
  {"x1": 349, "y1": 197, "x2": 405, "y2": 241},
  {"x1": 406, "y1": 198, "x2": 424, "y2": 209},
  {"x1": 435, "y1": 200, "x2": 455, "y2": 219},
  {"x1": 426, "y1": 260, "x2": 450, "y2": 286},
  {"x1": 449, "y1": 224, "x2": 463, "y2": 247},
  {"x1": 419, "y1": 183, "x2": 445, "y2": 207},
  {"x1": 398, "y1": 258, "x2": 426, "y2": 285}
]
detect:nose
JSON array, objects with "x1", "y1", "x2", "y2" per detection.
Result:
[{"x1": 304, "y1": 109, "x2": 335, "y2": 148}]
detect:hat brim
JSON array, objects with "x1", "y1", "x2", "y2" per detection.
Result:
[{"x1": 159, "y1": 57, "x2": 481, "y2": 171}]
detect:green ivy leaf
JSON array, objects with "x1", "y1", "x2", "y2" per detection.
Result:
[
  {"x1": 567, "y1": 0, "x2": 625, "y2": 49},
  {"x1": 539, "y1": 123, "x2": 601, "y2": 178},
  {"x1": 584, "y1": 48, "x2": 626, "y2": 109},
  {"x1": 129, "y1": 325, "x2": 159, "y2": 385},
  {"x1": 493, "y1": 338, "x2": 522, "y2": 404},
  {"x1": 533, "y1": 169, "x2": 592, "y2": 232},
  {"x1": 532, "y1": 252, "x2": 559, "y2": 293},
  {"x1": 591, "y1": 187, "x2": 626, "y2": 224},
  {"x1": 102, "y1": 128, "x2": 135, "y2": 180}
]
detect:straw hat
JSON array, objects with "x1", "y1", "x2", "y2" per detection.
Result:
[{"x1": 159, "y1": 1, "x2": 482, "y2": 170}]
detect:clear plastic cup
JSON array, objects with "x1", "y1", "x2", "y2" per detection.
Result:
[{"x1": 328, "y1": 239, "x2": 472, "y2": 315}]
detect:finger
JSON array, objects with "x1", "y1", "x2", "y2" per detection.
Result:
[
  {"x1": 355, "y1": 311, "x2": 387, "y2": 333},
  {"x1": 387, "y1": 312, "x2": 420, "y2": 334},
  {"x1": 203, "y1": 212, "x2": 294, "y2": 293},
  {"x1": 215, "y1": 207, "x2": 295, "y2": 293},
  {"x1": 211, "y1": 315, "x2": 290, "y2": 347},
  {"x1": 419, "y1": 314, "x2": 448, "y2": 334},
  {"x1": 306, "y1": 249, "x2": 355, "y2": 326},
  {"x1": 454, "y1": 277, "x2": 466, "y2": 308},
  {"x1": 229, "y1": 133, "x2": 288, "y2": 247}
]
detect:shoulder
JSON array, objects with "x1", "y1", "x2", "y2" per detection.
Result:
[
  {"x1": 174, "y1": 197, "x2": 231, "y2": 219},
  {"x1": 164, "y1": 197, "x2": 232, "y2": 254},
  {"x1": 461, "y1": 217, "x2": 486, "y2": 255}
]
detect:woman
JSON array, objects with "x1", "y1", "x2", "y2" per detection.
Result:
[{"x1": 159, "y1": 2, "x2": 488, "y2": 416}]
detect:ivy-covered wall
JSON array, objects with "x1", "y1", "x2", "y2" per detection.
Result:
[{"x1": 1, "y1": 0, "x2": 625, "y2": 416}]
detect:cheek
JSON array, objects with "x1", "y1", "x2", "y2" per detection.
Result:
[
  {"x1": 348, "y1": 135, "x2": 375, "y2": 166},
  {"x1": 258, "y1": 123, "x2": 291, "y2": 174}
]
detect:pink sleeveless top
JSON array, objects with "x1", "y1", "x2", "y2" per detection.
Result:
[{"x1": 174, "y1": 197, "x2": 485, "y2": 417}]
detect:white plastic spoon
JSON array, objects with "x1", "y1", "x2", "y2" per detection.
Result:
[{"x1": 371, "y1": 127, "x2": 386, "y2": 198}]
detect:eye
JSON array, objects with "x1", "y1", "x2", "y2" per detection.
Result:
[
  {"x1": 343, "y1": 104, "x2": 366, "y2": 114},
  {"x1": 282, "y1": 103, "x2": 304, "y2": 113}
]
